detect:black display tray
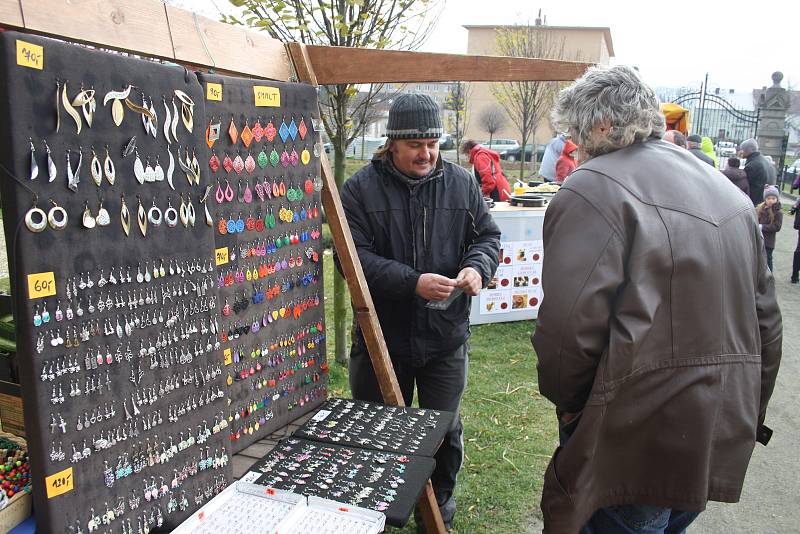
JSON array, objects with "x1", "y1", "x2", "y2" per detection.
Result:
[
  {"x1": 293, "y1": 397, "x2": 454, "y2": 458},
  {"x1": 244, "y1": 437, "x2": 435, "y2": 527}
]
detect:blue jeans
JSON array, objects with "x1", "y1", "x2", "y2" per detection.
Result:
[{"x1": 558, "y1": 416, "x2": 700, "y2": 534}]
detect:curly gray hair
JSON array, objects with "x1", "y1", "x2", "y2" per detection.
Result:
[{"x1": 551, "y1": 65, "x2": 665, "y2": 157}]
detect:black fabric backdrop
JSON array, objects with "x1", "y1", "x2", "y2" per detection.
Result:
[
  {"x1": 196, "y1": 72, "x2": 327, "y2": 455},
  {"x1": 0, "y1": 32, "x2": 327, "y2": 533}
]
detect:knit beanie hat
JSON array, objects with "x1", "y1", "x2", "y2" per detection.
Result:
[
  {"x1": 764, "y1": 185, "x2": 779, "y2": 199},
  {"x1": 385, "y1": 94, "x2": 442, "y2": 139}
]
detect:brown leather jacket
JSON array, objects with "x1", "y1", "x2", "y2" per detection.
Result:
[{"x1": 532, "y1": 140, "x2": 782, "y2": 533}]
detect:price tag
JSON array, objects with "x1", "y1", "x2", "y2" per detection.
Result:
[
  {"x1": 223, "y1": 348, "x2": 232, "y2": 366},
  {"x1": 206, "y1": 82, "x2": 223, "y2": 101},
  {"x1": 45, "y1": 467, "x2": 73, "y2": 498},
  {"x1": 253, "y1": 86, "x2": 280, "y2": 107},
  {"x1": 215, "y1": 247, "x2": 229, "y2": 266},
  {"x1": 16, "y1": 40, "x2": 43, "y2": 70},
  {"x1": 311, "y1": 409, "x2": 331, "y2": 422},
  {"x1": 28, "y1": 272, "x2": 56, "y2": 299}
]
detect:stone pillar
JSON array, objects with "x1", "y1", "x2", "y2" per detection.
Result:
[{"x1": 756, "y1": 72, "x2": 789, "y2": 175}]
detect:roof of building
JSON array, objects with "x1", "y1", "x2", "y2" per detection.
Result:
[{"x1": 463, "y1": 25, "x2": 614, "y2": 57}]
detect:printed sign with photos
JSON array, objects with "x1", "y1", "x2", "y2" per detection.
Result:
[{"x1": 480, "y1": 240, "x2": 543, "y2": 315}]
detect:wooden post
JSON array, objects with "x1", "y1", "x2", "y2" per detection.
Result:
[{"x1": 287, "y1": 42, "x2": 447, "y2": 534}]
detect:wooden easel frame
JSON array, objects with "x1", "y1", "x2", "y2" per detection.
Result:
[{"x1": 0, "y1": 2, "x2": 590, "y2": 532}]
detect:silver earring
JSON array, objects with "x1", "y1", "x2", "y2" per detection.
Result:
[
  {"x1": 25, "y1": 201, "x2": 47, "y2": 232},
  {"x1": 48, "y1": 200, "x2": 69, "y2": 230}
]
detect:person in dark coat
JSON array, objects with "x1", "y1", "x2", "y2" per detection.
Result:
[
  {"x1": 533, "y1": 65, "x2": 782, "y2": 534},
  {"x1": 741, "y1": 138, "x2": 772, "y2": 205},
  {"x1": 790, "y1": 198, "x2": 800, "y2": 283},
  {"x1": 339, "y1": 93, "x2": 501, "y2": 532},
  {"x1": 686, "y1": 134, "x2": 715, "y2": 166},
  {"x1": 757, "y1": 185, "x2": 783, "y2": 271},
  {"x1": 722, "y1": 157, "x2": 750, "y2": 196}
]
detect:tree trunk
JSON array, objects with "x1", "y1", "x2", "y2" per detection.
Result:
[{"x1": 332, "y1": 142, "x2": 349, "y2": 365}]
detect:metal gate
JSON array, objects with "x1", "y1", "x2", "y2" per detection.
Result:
[{"x1": 673, "y1": 91, "x2": 759, "y2": 144}]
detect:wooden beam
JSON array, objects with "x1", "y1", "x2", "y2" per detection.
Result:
[
  {"x1": 290, "y1": 42, "x2": 446, "y2": 534},
  {"x1": 304, "y1": 45, "x2": 592, "y2": 84},
  {"x1": 0, "y1": 0, "x2": 291, "y2": 81}
]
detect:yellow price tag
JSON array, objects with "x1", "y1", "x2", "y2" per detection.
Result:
[
  {"x1": 28, "y1": 272, "x2": 56, "y2": 299},
  {"x1": 254, "y1": 86, "x2": 280, "y2": 107},
  {"x1": 215, "y1": 247, "x2": 229, "y2": 266},
  {"x1": 223, "y1": 348, "x2": 232, "y2": 366},
  {"x1": 206, "y1": 82, "x2": 223, "y2": 101},
  {"x1": 16, "y1": 40, "x2": 43, "y2": 70},
  {"x1": 45, "y1": 467, "x2": 74, "y2": 498}
]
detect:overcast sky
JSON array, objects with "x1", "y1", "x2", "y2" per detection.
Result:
[{"x1": 178, "y1": 0, "x2": 798, "y2": 93}]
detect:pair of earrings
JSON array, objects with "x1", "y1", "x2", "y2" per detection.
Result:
[
  {"x1": 33, "y1": 301, "x2": 51, "y2": 327},
  {"x1": 55, "y1": 80, "x2": 95, "y2": 134},
  {"x1": 132, "y1": 150, "x2": 165, "y2": 185},
  {"x1": 25, "y1": 199, "x2": 68, "y2": 232},
  {"x1": 89, "y1": 146, "x2": 116, "y2": 186},
  {"x1": 28, "y1": 138, "x2": 57, "y2": 182},
  {"x1": 82, "y1": 200, "x2": 111, "y2": 229}
]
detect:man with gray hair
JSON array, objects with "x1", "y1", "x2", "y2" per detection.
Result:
[
  {"x1": 532, "y1": 65, "x2": 782, "y2": 533},
  {"x1": 686, "y1": 134, "x2": 715, "y2": 166},
  {"x1": 741, "y1": 138, "x2": 772, "y2": 205}
]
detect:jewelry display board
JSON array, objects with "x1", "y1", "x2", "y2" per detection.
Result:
[
  {"x1": 243, "y1": 437, "x2": 436, "y2": 527},
  {"x1": 197, "y1": 73, "x2": 328, "y2": 454},
  {"x1": 0, "y1": 31, "x2": 329, "y2": 533},
  {"x1": 294, "y1": 398, "x2": 454, "y2": 457}
]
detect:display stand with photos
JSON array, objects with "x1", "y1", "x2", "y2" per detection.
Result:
[{"x1": 0, "y1": 1, "x2": 589, "y2": 532}]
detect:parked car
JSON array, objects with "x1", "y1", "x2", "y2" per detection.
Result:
[
  {"x1": 480, "y1": 138, "x2": 519, "y2": 154},
  {"x1": 717, "y1": 141, "x2": 736, "y2": 158},
  {"x1": 438, "y1": 133, "x2": 456, "y2": 150},
  {"x1": 500, "y1": 144, "x2": 547, "y2": 163}
]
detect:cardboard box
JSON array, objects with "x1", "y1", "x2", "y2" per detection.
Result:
[{"x1": 0, "y1": 431, "x2": 30, "y2": 532}]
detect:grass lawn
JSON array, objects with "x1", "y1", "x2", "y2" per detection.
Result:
[{"x1": 321, "y1": 249, "x2": 556, "y2": 532}]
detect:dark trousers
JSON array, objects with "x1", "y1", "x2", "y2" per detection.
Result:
[
  {"x1": 792, "y1": 232, "x2": 800, "y2": 282},
  {"x1": 766, "y1": 246, "x2": 774, "y2": 272},
  {"x1": 349, "y1": 342, "x2": 468, "y2": 526}
]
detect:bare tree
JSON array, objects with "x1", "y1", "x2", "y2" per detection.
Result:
[
  {"x1": 478, "y1": 105, "x2": 507, "y2": 149},
  {"x1": 444, "y1": 82, "x2": 470, "y2": 163},
  {"x1": 491, "y1": 22, "x2": 569, "y2": 179},
  {"x1": 226, "y1": 0, "x2": 444, "y2": 365}
]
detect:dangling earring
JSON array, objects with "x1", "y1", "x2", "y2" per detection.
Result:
[
  {"x1": 164, "y1": 198, "x2": 178, "y2": 228},
  {"x1": 55, "y1": 80, "x2": 62, "y2": 133},
  {"x1": 62, "y1": 81, "x2": 82, "y2": 134},
  {"x1": 133, "y1": 149, "x2": 144, "y2": 185},
  {"x1": 48, "y1": 200, "x2": 68, "y2": 230},
  {"x1": 43, "y1": 140, "x2": 56, "y2": 182},
  {"x1": 96, "y1": 198, "x2": 110, "y2": 227},
  {"x1": 136, "y1": 196, "x2": 147, "y2": 237},
  {"x1": 90, "y1": 147, "x2": 102, "y2": 186},
  {"x1": 66, "y1": 147, "x2": 83, "y2": 193},
  {"x1": 72, "y1": 85, "x2": 95, "y2": 128},
  {"x1": 103, "y1": 145, "x2": 115, "y2": 185},
  {"x1": 228, "y1": 116, "x2": 239, "y2": 145},
  {"x1": 82, "y1": 201, "x2": 96, "y2": 229},
  {"x1": 120, "y1": 194, "x2": 131, "y2": 236},
  {"x1": 162, "y1": 96, "x2": 173, "y2": 145},
  {"x1": 24, "y1": 201, "x2": 47, "y2": 233},
  {"x1": 28, "y1": 138, "x2": 38, "y2": 180},
  {"x1": 166, "y1": 147, "x2": 175, "y2": 191},
  {"x1": 103, "y1": 85, "x2": 132, "y2": 126},
  {"x1": 147, "y1": 199, "x2": 163, "y2": 227},
  {"x1": 174, "y1": 90, "x2": 194, "y2": 132}
]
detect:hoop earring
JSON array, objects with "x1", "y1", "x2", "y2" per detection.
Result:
[
  {"x1": 25, "y1": 202, "x2": 47, "y2": 232},
  {"x1": 147, "y1": 199, "x2": 163, "y2": 227},
  {"x1": 48, "y1": 200, "x2": 68, "y2": 230},
  {"x1": 164, "y1": 198, "x2": 178, "y2": 228}
]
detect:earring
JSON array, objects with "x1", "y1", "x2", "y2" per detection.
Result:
[
  {"x1": 153, "y1": 156, "x2": 164, "y2": 182},
  {"x1": 48, "y1": 200, "x2": 68, "y2": 230},
  {"x1": 72, "y1": 85, "x2": 95, "y2": 128},
  {"x1": 170, "y1": 96, "x2": 179, "y2": 141},
  {"x1": 103, "y1": 145, "x2": 115, "y2": 185},
  {"x1": 162, "y1": 96, "x2": 173, "y2": 145},
  {"x1": 166, "y1": 147, "x2": 175, "y2": 191},
  {"x1": 43, "y1": 140, "x2": 56, "y2": 182},
  {"x1": 62, "y1": 81, "x2": 82, "y2": 134},
  {"x1": 97, "y1": 198, "x2": 110, "y2": 227},
  {"x1": 82, "y1": 201, "x2": 96, "y2": 229},
  {"x1": 120, "y1": 194, "x2": 131, "y2": 236},
  {"x1": 147, "y1": 199, "x2": 163, "y2": 227},
  {"x1": 25, "y1": 201, "x2": 47, "y2": 232},
  {"x1": 55, "y1": 81, "x2": 62, "y2": 133},
  {"x1": 90, "y1": 147, "x2": 102, "y2": 186},
  {"x1": 28, "y1": 138, "x2": 38, "y2": 180},
  {"x1": 164, "y1": 198, "x2": 178, "y2": 228},
  {"x1": 136, "y1": 196, "x2": 147, "y2": 237},
  {"x1": 67, "y1": 147, "x2": 83, "y2": 193},
  {"x1": 228, "y1": 116, "x2": 239, "y2": 145},
  {"x1": 133, "y1": 150, "x2": 144, "y2": 185},
  {"x1": 241, "y1": 120, "x2": 253, "y2": 148},
  {"x1": 179, "y1": 194, "x2": 189, "y2": 228},
  {"x1": 174, "y1": 90, "x2": 194, "y2": 132}
]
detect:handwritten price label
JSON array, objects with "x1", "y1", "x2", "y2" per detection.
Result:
[
  {"x1": 28, "y1": 272, "x2": 56, "y2": 299},
  {"x1": 45, "y1": 467, "x2": 74, "y2": 498},
  {"x1": 206, "y1": 82, "x2": 223, "y2": 101},
  {"x1": 253, "y1": 86, "x2": 280, "y2": 107},
  {"x1": 16, "y1": 40, "x2": 43, "y2": 70},
  {"x1": 223, "y1": 348, "x2": 232, "y2": 366},
  {"x1": 215, "y1": 247, "x2": 229, "y2": 266}
]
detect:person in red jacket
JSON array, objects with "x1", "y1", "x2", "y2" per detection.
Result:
[
  {"x1": 461, "y1": 139, "x2": 511, "y2": 201},
  {"x1": 555, "y1": 138, "x2": 578, "y2": 182}
]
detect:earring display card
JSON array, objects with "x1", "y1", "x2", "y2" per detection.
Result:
[
  {"x1": 293, "y1": 398, "x2": 455, "y2": 458},
  {"x1": 197, "y1": 73, "x2": 328, "y2": 454},
  {"x1": 0, "y1": 32, "x2": 231, "y2": 533},
  {"x1": 243, "y1": 438, "x2": 435, "y2": 527}
]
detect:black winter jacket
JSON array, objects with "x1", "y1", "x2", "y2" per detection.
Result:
[
  {"x1": 340, "y1": 156, "x2": 501, "y2": 366},
  {"x1": 745, "y1": 151, "x2": 772, "y2": 205}
]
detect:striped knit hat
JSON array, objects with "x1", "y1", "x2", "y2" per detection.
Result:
[{"x1": 385, "y1": 94, "x2": 442, "y2": 139}]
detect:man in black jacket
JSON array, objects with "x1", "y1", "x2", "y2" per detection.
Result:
[
  {"x1": 741, "y1": 138, "x2": 772, "y2": 205},
  {"x1": 339, "y1": 93, "x2": 501, "y2": 531}
]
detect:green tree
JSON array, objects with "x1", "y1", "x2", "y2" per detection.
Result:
[
  {"x1": 491, "y1": 21, "x2": 567, "y2": 179},
  {"x1": 225, "y1": 0, "x2": 443, "y2": 365}
]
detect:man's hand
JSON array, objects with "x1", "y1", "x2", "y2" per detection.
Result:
[
  {"x1": 455, "y1": 267, "x2": 482, "y2": 296},
  {"x1": 416, "y1": 273, "x2": 457, "y2": 301}
]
